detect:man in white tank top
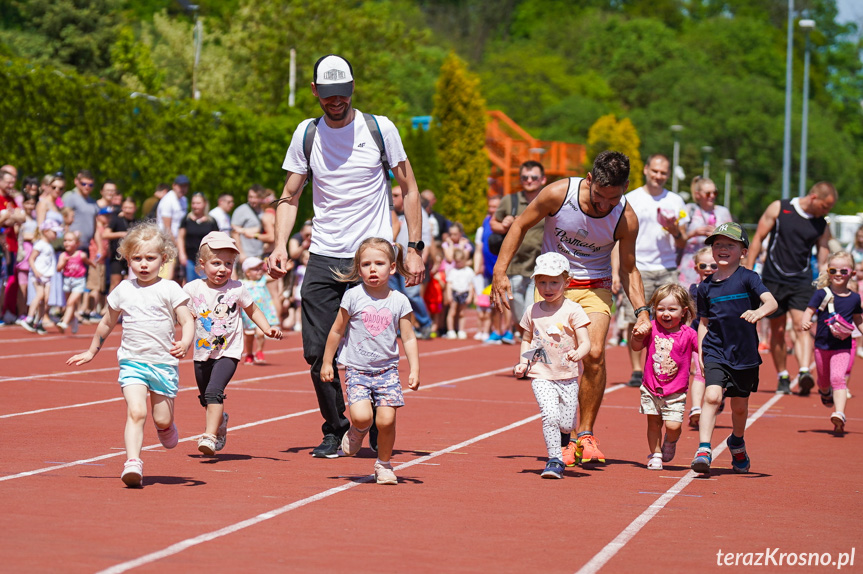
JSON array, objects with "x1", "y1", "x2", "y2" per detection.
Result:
[{"x1": 493, "y1": 151, "x2": 649, "y2": 465}]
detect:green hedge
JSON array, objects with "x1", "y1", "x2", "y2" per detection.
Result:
[{"x1": 0, "y1": 58, "x2": 315, "y2": 223}]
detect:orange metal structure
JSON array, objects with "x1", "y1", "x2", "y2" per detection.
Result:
[{"x1": 485, "y1": 110, "x2": 587, "y2": 197}]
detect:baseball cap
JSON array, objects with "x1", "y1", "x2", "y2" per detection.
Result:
[
  {"x1": 531, "y1": 252, "x2": 571, "y2": 279},
  {"x1": 705, "y1": 222, "x2": 749, "y2": 248},
  {"x1": 313, "y1": 54, "x2": 354, "y2": 99},
  {"x1": 200, "y1": 231, "x2": 239, "y2": 253},
  {"x1": 174, "y1": 174, "x2": 191, "y2": 185},
  {"x1": 242, "y1": 256, "x2": 264, "y2": 273},
  {"x1": 98, "y1": 207, "x2": 113, "y2": 216},
  {"x1": 40, "y1": 218, "x2": 64, "y2": 234}
]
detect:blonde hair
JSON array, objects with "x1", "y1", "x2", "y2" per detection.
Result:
[
  {"x1": 649, "y1": 283, "x2": 696, "y2": 324},
  {"x1": 334, "y1": 237, "x2": 409, "y2": 283},
  {"x1": 117, "y1": 221, "x2": 178, "y2": 263},
  {"x1": 453, "y1": 247, "x2": 468, "y2": 263},
  {"x1": 815, "y1": 251, "x2": 854, "y2": 289},
  {"x1": 694, "y1": 245, "x2": 713, "y2": 262}
]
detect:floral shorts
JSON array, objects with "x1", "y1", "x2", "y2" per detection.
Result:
[{"x1": 345, "y1": 366, "x2": 405, "y2": 407}]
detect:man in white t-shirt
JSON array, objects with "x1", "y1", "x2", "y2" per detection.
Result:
[
  {"x1": 209, "y1": 193, "x2": 235, "y2": 234},
  {"x1": 267, "y1": 54, "x2": 425, "y2": 459},
  {"x1": 617, "y1": 154, "x2": 688, "y2": 387}
]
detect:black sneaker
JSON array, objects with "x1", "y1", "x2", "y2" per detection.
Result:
[
  {"x1": 776, "y1": 375, "x2": 792, "y2": 395},
  {"x1": 311, "y1": 434, "x2": 340, "y2": 458},
  {"x1": 369, "y1": 424, "x2": 378, "y2": 453},
  {"x1": 627, "y1": 371, "x2": 643, "y2": 388},
  {"x1": 819, "y1": 388, "x2": 834, "y2": 407},
  {"x1": 797, "y1": 371, "x2": 815, "y2": 396}
]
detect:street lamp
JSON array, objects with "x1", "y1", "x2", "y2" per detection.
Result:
[
  {"x1": 723, "y1": 159, "x2": 735, "y2": 210},
  {"x1": 799, "y1": 18, "x2": 816, "y2": 197},
  {"x1": 781, "y1": 0, "x2": 794, "y2": 200},
  {"x1": 671, "y1": 125, "x2": 683, "y2": 194},
  {"x1": 701, "y1": 146, "x2": 714, "y2": 179},
  {"x1": 188, "y1": 4, "x2": 202, "y2": 100}
]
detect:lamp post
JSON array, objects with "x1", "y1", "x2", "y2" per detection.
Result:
[
  {"x1": 799, "y1": 18, "x2": 816, "y2": 197},
  {"x1": 190, "y1": 4, "x2": 202, "y2": 100},
  {"x1": 781, "y1": 0, "x2": 794, "y2": 200},
  {"x1": 671, "y1": 125, "x2": 683, "y2": 194},
  {"x1": 701, "y1": 146, "x2": 713, "y2": 179},
  {"x1": 723, "y1": 159, "x2": 735, "y2": 210}
]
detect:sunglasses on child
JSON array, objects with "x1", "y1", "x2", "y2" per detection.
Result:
[
  {"x1": 828, "y1": 268, "x2": 851, "y2": 276},
  {"x1": 698, "y1": 263, "x2": 718, "y2": 270}
]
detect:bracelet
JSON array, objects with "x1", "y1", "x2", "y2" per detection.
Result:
[{"x1": 634, "y1": 305, "x2": 651, "y2": 318}]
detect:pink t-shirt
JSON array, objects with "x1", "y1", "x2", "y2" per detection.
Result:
[
  {"x1": 643, "y1": 320, "x2": 698, "y2": 396},
  {"x1": 519, "y1": 299, "x2": 590, "y2": 380},
  {"x1": 63, "y1": 251, "x2": 87, "y2": 278}
]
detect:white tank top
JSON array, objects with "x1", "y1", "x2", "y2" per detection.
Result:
[{"x1": 542, "y1": 177, "x2": 626, "y2": 282}]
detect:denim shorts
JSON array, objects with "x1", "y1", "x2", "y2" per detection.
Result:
[
  {"x1": 345, "y1": 365, "x2": 405, "y2": 407},
  {"x1": 63, "y1": 275, "x2": 86, "y2": 294},
  {"x1": 118, "y1": 359, "x2": 180, "y2": 398}
]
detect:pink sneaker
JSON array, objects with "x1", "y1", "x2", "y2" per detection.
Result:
[
  {"x1": 157, "y1": 423, "x2": 178, "y2": 449},
  {"x1": 374, "y1": 461, "x2": 397, "y2": 485},
  {"x1": 254, "y1": 351, "x2": 266, "y2": 364},
  {"x1": 121, "y1": 458, "x2": 143, "y2": 487}
]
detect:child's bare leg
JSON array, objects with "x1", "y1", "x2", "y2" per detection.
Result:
[
  {"x1": 373, "y1": 406, "x2": 397, "y2": 462},
  {"x1": 729, "y1": 397, "x2": 749, "y2": 438},
  {"x1": 647, "y1": 414, "x2": 663, "y2": 453},
  {"x1": 61, "y1": 291, "x2": 82, "y2": 324},
  {"x1": 348, "y1": 400, "x2": 374, "y2": 431},
  {"x1": 243, "y1": 332, "x2": 254, "y2": 357},
  {"x1": 446, "y1": 302, "x2": 457, "y2": 332},
  {"x1": 698, "y1": 385, "x2": 724, "y2": 445},
  {"x1": 150, "y1": 392, "x2": 175, "y2": 431},
  {"x1": 256, "y1": 329, "x2": 265, "y2": 353},
  {"x1": 205, "y1": 403, "x2": 225, "y2": 436},
  {"x1": 122, "y1": 385, "x2": 150, "y2": 460},
  {"x1": 664, "y1": 420, "x2": 682, "y2": 443},
  {"x1": 27, "y1": 283, "x2": 45, "y2": 319}
]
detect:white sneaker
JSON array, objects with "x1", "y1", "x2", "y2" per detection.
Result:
[
  {"x1": 457, "y1": 330, "x2": 467, "y2": 339},
  {"x1": 444, "y1": 330, "x2": 457, "y2": 339},
  {"x1": 831, "y1": 411, "x2": 846, "y2": 434},
  {"x1": 157, "y1": 423, "x2": 178, "y2": 449},
  {"x1": 198, "y1": 434, "x2": 217, "y2": 455},
  {"x1": 473, "y1": 332, "x2": 488, "y2": 341},
  {"x1": 340, "y1": 426, "x2": 368, "y2": 456},
  {"x1": 215, "y1": 413, "x2": 229, "y2": 451},
  {"x1": 374, "y1": 461, "x2": 398, "y2": 485},
  {"x1": 20, "y1": 318, "x2": 37, "y2": 333},
  {"x1": 647, "y1": 454, "x2": 663, "y2": 470},
  {"x1": 121, "y1": 458, "x2": 143, "y2": 487},
  {"x1": 56, "y1": 321, "x2": 68, "y2": 333}
]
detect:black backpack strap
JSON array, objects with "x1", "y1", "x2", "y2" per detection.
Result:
[
  {"x1": 511, "y1": 192, "x2": 521, "y2": 217},
  {"x1": 301, "y1": 116, "x2": 322, "y2": 187},
  {"x1": 363, "y1": 113, "x2": 394, "y2": 211}
]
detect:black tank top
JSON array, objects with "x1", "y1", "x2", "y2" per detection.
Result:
[{"x1": 762, "y1": 198, "x2": 826, "y2": 283}]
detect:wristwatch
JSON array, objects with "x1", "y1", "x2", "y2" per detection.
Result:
[{"x1": 407, "y1": 240, "x2": 425, "y2": 252}]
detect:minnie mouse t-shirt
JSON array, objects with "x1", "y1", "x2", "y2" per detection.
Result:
[{"x1": 184, "y1": 279, "x2": 254, "y2": 361}]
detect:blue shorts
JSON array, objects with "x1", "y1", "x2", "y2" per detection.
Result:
[
  {"x1": 344, "y1": 366, "x2": 405, "y2": 407},
  {"x1": 118, "y1": 359, "x2": 180, "y2": 398}
]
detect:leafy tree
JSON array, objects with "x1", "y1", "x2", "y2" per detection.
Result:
[
  {"x1": 432, "y1": 52, "x2": 488, "y2": 231},
  {"x1": 585, "y1": 115, "x2": 644, "y2": 190}
]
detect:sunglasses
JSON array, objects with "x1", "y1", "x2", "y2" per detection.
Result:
[
  {"x1": 80, "y1": 182, "x2": 94, "y2": 188},
  {"x1": 520, "y1": 175, "x2": 542, "y2": 182},
  {"x1": 828, "y1": 268, "x2": 851, "y2": 276},
  {"x1": 702, "y1": 190, "x2": 717, "y2": 197},
  {"x1": 51, "y1": 185, "x2": 64, "y2": 190},
  {"x1": 698, "y1": 263, "x2": 718, "y2": 270}
]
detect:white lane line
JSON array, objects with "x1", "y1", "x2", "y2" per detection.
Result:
[
  {"x1": 96, "y1": 382, "x2": 625, "y2": 574},
  {"x1": 575, "y1": 389, "x2": 787, "y2": 574}
]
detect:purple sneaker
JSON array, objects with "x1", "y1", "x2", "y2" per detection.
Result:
[{"x1": 157, "y1": 423, "x2": 178, "y2": 449}]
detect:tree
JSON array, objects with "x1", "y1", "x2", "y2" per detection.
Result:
[
  {"x1": 432, "y1": 52, "x2": 488, "y2": 231},
  {"x1": 585, "y1": 115, "x2": 644, "y2": 190},
  {"x1": 403, "y1": 126, "x2": 442, "y2": 196}
]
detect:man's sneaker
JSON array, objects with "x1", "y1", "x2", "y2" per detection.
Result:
[
  {"x1": 647, "y1": 454, "x2": 663, "y2": 470},
  {"x1": 484, "y1": 332, "x2": 503, "y2": 345},
  {"x1": 691, "y1": 447, "x2": 712, "y2": 474},
  {"x1": 56, "y1": 321, "x2": 68, "y2": 333},
  {"x1": 197, "y1": 434, "x2": 217, "y2": 456},
  {"x1": 121, "y1": 458, "x2": 143, "y2": 487},
  {"x1": 157, "y1": 423, "x2": 178, "y2": 449},
  {"x1": 215, "y1": 413, "x2": 229, "y2": 451},
  {"x1": 20, "y1": 318, "x2": 37, "y2": 333},
  {"x1": 457, "y1": 330, "x2": 467, "y2": 340},
  {"x1": 311, "y1": 434, "x2": 341, "y2": 458},
  {"x1": 798, "y1": 371, "x2": 815, "y2": 396},
  {"x1": 561, "y1": 441, "x2": 578, "y2": 467},
  {"x1": 369, "y1": 424, "x2": 378, "y2": 453},
  {"x1": 627, "y1": 371, "x2": 643, "y2": 388},
  {"x1": 661, "y1": 436, "x2": 677, "y2": 462},
  {"x1": 688, "y1": 407, "x2": 701, "y2": 429},
  {"x1": 243, "y1": 354, "x2": 254, "y2": 365},
  {"x1": 254, "y1": 351, "x2": 266, "y2": 364},
  {"x1": 576, "y1": 434, "x2": 606, "y2": 463},
  {"x1": 725, "y1": 436, "x2": 750, "y2": 473},
  {"x1": 831, "y1": 411, "x2": 846, "y2": 434},
  {"x1": 541, "y1": 458, "x2": 565, "y2": 479},
  {"x1": 340, "y1": 426, "x2": 368, "y2": 456},
  {"x1": 820, "y1": 388, "x2": 834, "y2": 407},
  {"x1": 374, "y1": 461, "x2": 398, "y2": 485},
  {"x1": 501, "y1": 331, "x2": 516, "y2": 345},
  {"x1": 776, "y1": 375, "x2": 792, "y2": 395}
]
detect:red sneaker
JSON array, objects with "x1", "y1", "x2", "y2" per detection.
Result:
[
  {"x1": 243, "y1": 354, "x2": 254, "y2": 365},
  {"x1": 561, "y1": 441, "x2": 578, "y2": 467},
  {"x1": 254, "y1": 351, "x2": 266, "y2": 364},
  {"x1": 576, "y1": 434, "x2": 606, "y2": 464}
]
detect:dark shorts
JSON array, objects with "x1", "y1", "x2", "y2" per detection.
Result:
[
  {"x1": 704, "y1": 363, "x2": 760, "y2": 398},
  {"x1": 109, "y1": 257, "x2": 128, "y2": 277},
  {"x1": 762, "y1": 278, "x2": 814, "y2": 317},
  {"x1": 452, "y1": 291, "x2": 469, "y2": 305}
]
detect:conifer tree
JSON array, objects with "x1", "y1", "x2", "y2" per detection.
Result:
[{"x1": 585, "y1": 115, "x2": 644, "y2": 190}]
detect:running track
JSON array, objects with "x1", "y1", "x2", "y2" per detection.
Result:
[{"x1": 0, "y1": 323, "x2": 859, "y2": 573}]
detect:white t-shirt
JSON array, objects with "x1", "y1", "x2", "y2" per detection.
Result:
[
  {"x1": 31, "y1": 239, "x2": 56, "y2": 278},
  {"x1": 209, "y1": 206, "x2": 232, "y2": 234},
  {"x1": 184, "y1": 279, "x2": 255, "y2": 361},
  {"x1": 625, "y1": 186, "x2": 688, "y2": 271},
  {"x1": 446, "y1": 266, "x2": 476, "y2": 294},
  {"x1": 282, "y1": 111, "x2": 408, "y2": 258},
  {"x1": 106, "y1": 278, "x2": 190, "y2": 366},
  {"x1": 519, "y1": 299, "x2": 591, "y2": 380},
  {"x1": 156, "y1": 190, "x2": 188, "y2": 238}
]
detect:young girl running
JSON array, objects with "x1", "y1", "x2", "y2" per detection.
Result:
[
  {"x1": 184, "y1": 232, "x2": 282, "y2": 455},
  {"x1": 513, "y1": 253, "x2": 590, "y2": 479},
  {"x1": 801, "y1": 251, "x2": 863, "y2": 434},
  {"x1": 630, "y1": 284, "x2": 699, "y2": 470},
  {"x1": 687, "y1": 246, "x2": 717, "y2": 428},
  {"x1": 320, "y1": 237, "x2": 420, "y2": 485},
  {"x1": 444, "y1": 248, "x2": 476, "y2": 339},
  {"x1": 240, "y1": 256, "x2": 280, "y2": 364},
  {"x1": 56, "y1": 231, "x2": 90, "y2": 333},
  {"x1": 67, "y1": 221, "x2": 195, "y2": 487},
  {"x1": 22, "y1": 219, "x2": 62, "y2": 334}
]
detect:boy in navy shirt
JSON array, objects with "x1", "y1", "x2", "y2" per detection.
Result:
[{"x1": 692, "y1": 223, "x2": 778, "y2": 474}]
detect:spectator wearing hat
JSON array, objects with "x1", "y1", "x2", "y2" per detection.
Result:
[{"x1": 157, "y1": 175, "x2": 190, "y2": 280}]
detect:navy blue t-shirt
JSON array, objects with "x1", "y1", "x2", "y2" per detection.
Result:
[
  {"x1": 807, "y1": 288, "x2": 862, "y2": 351},
  {"x1": 697, "y1": 266, "x2": 769, "y2": 369}
]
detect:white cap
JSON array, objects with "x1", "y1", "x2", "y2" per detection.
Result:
[
  {"x1": 531, "y1": 252, "x2": 571, "y2": 279},
  {"x1": 242, "y1": 256, "x2": 264, "y2": 273},
  {"x1": 313, "y1": 54, "x2": 354, "y2": 98}
]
